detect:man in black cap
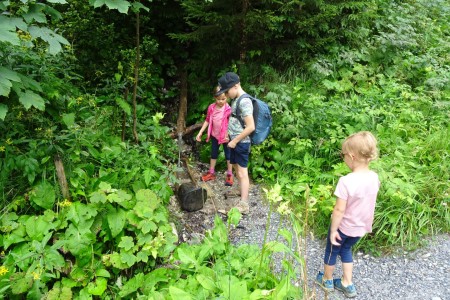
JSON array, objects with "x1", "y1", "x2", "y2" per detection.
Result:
[{"x1": 216, "y1": 72, "x2": 255, "y2": 214}]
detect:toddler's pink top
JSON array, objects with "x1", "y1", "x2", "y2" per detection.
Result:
[
  {"x1": 334, "y1": 170, "x2": 380, "y2": 237},
  {"x1": 205, "y1": 103, "x2": 231, "y2": 144}
]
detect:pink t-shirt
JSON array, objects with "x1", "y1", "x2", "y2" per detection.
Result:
[
  {"x1": 211, "y1": 106, "x2": 225, "y2": 140},
  {"x1": 334, "y1": 170, "x2": 380, "y2": 237}
]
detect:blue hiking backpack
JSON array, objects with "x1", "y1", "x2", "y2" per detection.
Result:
[{"x1": 234, "y1": 93, "x2": 273, "y2": 145}]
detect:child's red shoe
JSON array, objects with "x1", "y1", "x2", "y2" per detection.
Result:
[
  {"x1": 201, "y1": 172, "x2": 216, "y2": 182},
  {"x1": 225, "y1": 174, "x2": 233, "y2": 186}
]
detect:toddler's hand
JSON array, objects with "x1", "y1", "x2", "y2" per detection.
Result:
[
  {"x1": 330, "y1": 231, "x2": 342, "y2": 246},
  {"x1": 196, "y1": 134, "x2": 201, "y2": 142}
]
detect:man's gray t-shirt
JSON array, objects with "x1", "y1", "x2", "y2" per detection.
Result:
[{"x1": 228, "y1": 96, "x2": 253, "y2": 143}]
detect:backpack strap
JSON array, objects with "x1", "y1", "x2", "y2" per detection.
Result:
[{"x1": 232, "y1": 93, "x2": 252, "y2": 129}]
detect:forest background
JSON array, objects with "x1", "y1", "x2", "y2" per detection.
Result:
[{"x1": 0, "y1": 0, "x2": 449, "y2": 299}]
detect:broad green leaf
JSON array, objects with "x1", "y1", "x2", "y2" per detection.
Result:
[
  {"x1": 44, "y1": 247, "x2": 65, "y2": 270},
  {"x1": 62, "y1": 113, "x2": 75, "y2": 127},
  {"x1": 118, "y1": 272, "x2": 144, "y2": 298},
  {"x1": 131, "y1": 2, "x2": 149, "y2": 12},
  {"x1": 27, "y1": 280, "x2": 46, "y2": 300},
  {"x1": 70, "y1": 267, "x2": 88, "y2": 283},
  {"x1": 118, "y1": 236, "x2": 134, "y2": 251},
  {"x1": 134, "y1": 189, "x2": 160, "y2": 217},
  {"x1": 29, "y1": 181, "x2": 55, "y2": 209},
  {"x1": 218, "y1": 275, "x2": 247, "y2": 300},
  {"x1": 136, "y1": 251, "x2": 148, "y2": 263},
  {"x1": 139, "y1": 219, "x2": 157, "y2": 234},
  {"x1": 0, "y1": 66, "x2": 21, "y2": 82},
  {"x1": 61, "y1": 278, "x2": 77, "y2": 288},
  {"x1": 28, "y1": 25, "x2": 69, "y2": 54},
  {"x1": 10, "y1": 273, "x2": 33, "y2": 295},
  {"x1": 107, "y1": 207, "x2": 126, "y2": 237},
  {"x1": 2, "y1": 225, "x2": 27, "y2": 249},
  {"x1": 23, "y1": 3, "x2": 47, "y2": 23},
  {"x1": 169, "y1": 286, "x2": 193, "y2": 300},
  {"x1": 0, "y1": 16, "x2": 24, "y2": 45},
  {"x1": 93, "y1": 0, "x2": 131, "y2": 14},
  {"x1": 0, "y1": 77, "x2": 12, "y2": 97},
  {"x1": 1, "y1": 212, "x2": 19, "y2": 224},
  {"x1": 95, "y1": 269, "x2": 111, "y2": 278},
  {"x1": 64, "y1": 224, "x2": 95, "y2": 256},
  {"x1": 90, "y1": 191, "x2": 107, "y2": 203},
  {"x1": 142, "y1": 268, "x2": 169, "y2": 293},
  {"x1": 177, "y1": 247, "x2": 198, "y2": 268},
  {"x1": 144, "y1": 169, "x2": 158, "y2": 186},
  {"x1": 228, "y1": 208, "x2": 241, "y2": 226},
  {"x1": 0, "y1": 103, "x2": 7, "y2": 120},
  {"x1": 271, "y1": 277, "x2": 296, "y2": 299},
  {"x1": 18, "y1": 90, "x2": 45, "y2": 110},
  {"x1": 265, "y1": 241, "x2": 290, "y2": 253},
  {"x1": 196, "y1": 274, "x2": 217, "y2": 291},
  {"x1": 107, "y1": 189, "x2": 132, "y2": 204},
  {"x1": 249, "y1": 289, "x2": 271, "y2": 299},
  {"x1": 47, "y1": 283, "x2": 73, "y2": 300},
  {"x1": 66, "y1": 202, "x2": 97, "y2": 226},
  {"x1": 47, "y1": 0, "x2": 68, "y2": 4},
  {"x1": 109, "y1": 252, "x2": 128, "y2": 269},
  {"x1": 115, "y1": 97, "x2": 131, "y2": 115},
  {"x1": 120, "y1": 251, "x2": 137, "y2": 267},
  {"x1": 87, "y1": 277, "x2": 107, "y2": 296},
  {"x1": 99, "y1": 181, "x2": 113, "y2": 192},
  {"x1": 17, "y1": 73, "x2": 43, "y2": 92},
  {"x1": 26, "y1": 216, "x2": 54, "y2": 241}
]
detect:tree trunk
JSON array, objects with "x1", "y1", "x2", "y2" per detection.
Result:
[
  {"x1": 121, "y1": 88, "x2": 129, "y2": 142},
  {"x1": 176, "y1": 69, "x2": 188, "y2": 136},
  {"x1": 54, "y1": 155, "x2": 71, "y2": 200},
  {"x1": 132, "y1": 12, "x2": 140, "y2": 144},
  {"x1": 239, "y1": 0, "x2": 249, "y2": 63}
]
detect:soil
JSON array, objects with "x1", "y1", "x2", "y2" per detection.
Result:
[{"x1": 168, "y1": 157, "x2": 259, "y2": 243}]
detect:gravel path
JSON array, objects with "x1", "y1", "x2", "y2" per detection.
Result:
[
  {"x1": 229, "y1": 184, "x2": 450, "y2": 300},
  {"x1": 173, "y1": 159, "x2": 449, "y2": 300}
]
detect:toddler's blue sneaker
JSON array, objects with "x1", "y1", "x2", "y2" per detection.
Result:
[
  {"x1": 333, "y1": 278, "x2": 357, "y2": 298},
  {"x1": 315, "y1": 271, "x2": 334, "y2": 292}
]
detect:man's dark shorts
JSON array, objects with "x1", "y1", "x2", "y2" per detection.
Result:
[{"x1": 230, "y1": 142, "x2": 251, "y2": 168}]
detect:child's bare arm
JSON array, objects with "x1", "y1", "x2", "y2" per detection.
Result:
[
  {"x1": 196, "y1": 121, "x2": 209, "y2": 141},
  {"x1": 330, "y1": 198, "x2": 346, "y2": 245}
]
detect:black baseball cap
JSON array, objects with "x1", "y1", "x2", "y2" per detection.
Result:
[{"x1": 215, "y1": 72, "x2": 240, "y2": 96}]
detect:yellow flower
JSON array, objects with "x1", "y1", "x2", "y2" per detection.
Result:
[
  {"x1": 0, "y1": 266, "x2": 8, "y2": 276},
  {"x1": 0, "y1": 146, "x2": 5, "y2": 152},
  {"x1": 6, "y1": 138, "x2": 12, "y2": 145},
  {"x1": 32, "y1": 271, "x2": 41, "y2": 280},
  {"x1": 58, "y1": 199, "x2": 72, "y2": 207}
]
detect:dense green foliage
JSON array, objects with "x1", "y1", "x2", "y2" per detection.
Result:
[
  {"x1": 248, "y1": 0, "x2": 450, "y2": 252},
  {"x1": 0, "y1": 0, "x2": 448, "y2": 298}
]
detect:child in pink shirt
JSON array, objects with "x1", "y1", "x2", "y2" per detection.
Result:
[
  {"x1": 316, "y1": 131, "x2": 380, "y2": 298},
  {"x1": 196, "y1": 86, "x2": 233, "y2": 186}
]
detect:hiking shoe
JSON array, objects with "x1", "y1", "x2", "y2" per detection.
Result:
[
  {"x1": 201, "y1": 172, "x2": 216, "y2": 182},
  {"x1": 235, "y1": 201, "x2": 249, "y2": 215},
  {"x1": 333, "y1": 278, "x2": 357, "y2": 298},
  {"x1": 315, "y1": 271, "x2": 334, "y2": 292},
  {"x1": 225, "y1": 174, "x2": 234, "y2": 186},
  {"x1": 224, "y1": 189, "x2": 241, "y2": 199}
]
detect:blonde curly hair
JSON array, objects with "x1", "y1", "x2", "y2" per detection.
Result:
[{"x1": 342, "y1": 131, "x2": 379, "y2": 162}]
